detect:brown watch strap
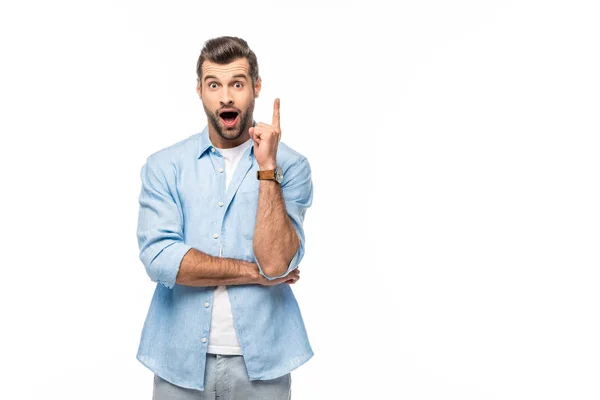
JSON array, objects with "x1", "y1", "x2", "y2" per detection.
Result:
[{"x1": 256, "y1": 169, "x2": 276, "y2": 180}]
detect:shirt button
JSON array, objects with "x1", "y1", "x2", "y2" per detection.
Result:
[
  {"x1": 218, "y1": 201, "x2": 224, "y2": 207},
  {"x1": 211, "y1": 148, "x2": 215, "y2": 153},
  {"x1": 204, "y1": 302, "x2": 210, "y2": 308},
  {"x1": 213, "y1": 233, "x2": 219, "y2": 239},
  {"x1": 202, "y1": 337, "x2": 207, "y2": 343},
  {"x1": 218, "y1": 167, "x2": 224, "y2": 173}
]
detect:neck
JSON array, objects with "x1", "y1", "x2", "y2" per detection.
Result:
[{"x1": 208, "y1": 120, "x2": 253, "y2": 149}]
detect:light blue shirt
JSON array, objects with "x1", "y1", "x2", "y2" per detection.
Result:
[{"x1": 135, "y1": 126, "x2": 314, "y2": 391}]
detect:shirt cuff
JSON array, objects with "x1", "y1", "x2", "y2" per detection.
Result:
[{"x1": 154, "y1": 242, "x2": 193, "y2": 289}]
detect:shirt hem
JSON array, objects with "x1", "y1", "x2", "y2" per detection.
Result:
[
  {"x1": 136, "y1": 353, "x2": 205, "y2": 391},
  {"x1": 247, "y1": 349, "x2": 314, "y2": 381}
]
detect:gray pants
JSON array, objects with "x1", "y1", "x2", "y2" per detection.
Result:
[{"x1": 152, "y1": 354, "x2": 291, "y2": 400}]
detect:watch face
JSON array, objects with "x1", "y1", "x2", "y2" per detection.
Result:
[{"x1": 275, "y1": 166, "x2": 283, "y2": 183}]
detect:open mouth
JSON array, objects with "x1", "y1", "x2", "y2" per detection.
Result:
[{"x1": 219, "y1": 110, "x2": 239, "y2": 128}]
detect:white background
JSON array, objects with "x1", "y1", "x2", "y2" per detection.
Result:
[{"x1": 1, "y1": 1, "x2": 599, "y2": 399}]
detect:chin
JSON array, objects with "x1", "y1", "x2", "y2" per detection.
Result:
[{"x1": 221, "y1": 129, "x2": 243, "y2": 140}]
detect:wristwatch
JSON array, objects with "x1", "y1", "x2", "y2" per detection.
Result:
[{"x1": 257, "y1": 165, "x2": 283, "y2": 183}]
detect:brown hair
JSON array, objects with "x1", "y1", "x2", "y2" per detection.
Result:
[{"x1": 196, "y1": 36, "x2": 259, "y2": 87}]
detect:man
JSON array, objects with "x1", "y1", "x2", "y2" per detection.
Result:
[{"x1": 135, "y1": 36, "x2": 313, "y2": 399}]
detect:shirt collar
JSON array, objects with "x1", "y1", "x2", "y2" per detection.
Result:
[
  {"x1": 197, "y1": 126, "x2": 212, "y2": 159},
  {"x1": 196, "y1": 124, "x2": 255, "y2": 159}
]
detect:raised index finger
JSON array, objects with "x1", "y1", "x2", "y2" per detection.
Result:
[{"x1": 272, "y1": 98, "x2": 280, "y2": 129}]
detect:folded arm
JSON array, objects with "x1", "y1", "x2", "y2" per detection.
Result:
[
  {"x1": 136, "y1": 157, "x2": 297, "y2": 288},
  {"x1": 177, "y1": 248, "x2": 299, "y2": 287},
  {"x1": 252, "y1": 157, "x2": 313, "y2": 279}
]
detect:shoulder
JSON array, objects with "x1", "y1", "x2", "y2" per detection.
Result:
[
  {"x1": 277, "y1": 141, "x2": 310, "y2": 171},
  {"x1": 277, "y1": 142, "x2": 312, "y2": 188},
  {"x1": 144, "y1": 133, "x2": 201, "y2": 172}
]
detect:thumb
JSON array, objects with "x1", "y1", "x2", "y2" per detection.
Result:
[{"x1": 249, "y1": 127, "x2": 255, "y2": 140}]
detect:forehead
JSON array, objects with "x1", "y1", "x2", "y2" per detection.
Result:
[{"x1": 202, "y1": 58, "x2": 251, "y2": 80}]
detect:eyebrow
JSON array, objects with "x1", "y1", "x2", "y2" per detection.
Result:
[{"x1": 203, "y1": 74, "x2": 249, "y2": 82}]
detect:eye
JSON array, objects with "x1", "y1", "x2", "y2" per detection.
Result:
[
  {"x1": 208, "y1": 82, "x2": 218, "y2": 89},
  {"x1": 234, "y1": 82, "x2": 243, "y2": 89}
]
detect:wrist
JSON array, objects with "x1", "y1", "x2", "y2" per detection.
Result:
[
  {"x1": 246, "y1": 262, "x2": 261, "y2": 284},
  {"x1": 258, "y1": 162, "x2": 277, "y2": 171}
]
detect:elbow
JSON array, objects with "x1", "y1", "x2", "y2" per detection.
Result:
[
  {"x1": 140, "y1": 250, "x2": 159, "y2": 281},
  {"x1": 259, "y1": 262, "x2": 289, "y2": 279},
  {"x1": 255, "y1": 242, "x2": 301, "y2": 279},
  {"x1": 142, "y1": 256, "x2": 173, "y2": 288},
  {"x1": 139, "y1": 241, "x2": 191, "y2": 289},
  {"x1": 255, "y1": 248, "x2": 292, "y2": 280},
  {"x1": 253, "y1": 228, "x2": 302, "y2": 279}
]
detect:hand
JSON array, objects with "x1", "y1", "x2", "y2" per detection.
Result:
[
  {"x1": 249, "y1": 98, "x2": 281, "y2": 170},
  {"x1": 257, "y1": 268, "x2": 300, "y2": 286}
]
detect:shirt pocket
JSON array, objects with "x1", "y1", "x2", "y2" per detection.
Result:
[{"x1": 233, "y1": 190, "x2": 259, "y2": 240}]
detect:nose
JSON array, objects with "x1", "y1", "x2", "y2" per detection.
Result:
[{"x1": 219, "y1": 87, "x2": 233, "y2": 106}]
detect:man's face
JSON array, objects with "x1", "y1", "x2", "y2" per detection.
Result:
[{"x1": 197, "y1": 58, "x2": 261, "y2": 144}]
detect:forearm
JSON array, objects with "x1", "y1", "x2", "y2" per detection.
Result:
[
  {"x1": 175, "y1": 248, "x2": 261, "y2": 287},
  {"x1": 253, "y1": 180, "x2": 300, "y2": 277}
]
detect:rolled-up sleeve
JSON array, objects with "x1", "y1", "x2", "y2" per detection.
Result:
[
  {"x1": 258, "y1": 157, "x2": 313, "y2": 281},
  {"x1": 137, "y1": 157, "x2": 192, "y2": 289}
]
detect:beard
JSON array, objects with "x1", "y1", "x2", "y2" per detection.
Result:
[{"x1": 204, "y1": 100, "x2": 254, "y2": 142}]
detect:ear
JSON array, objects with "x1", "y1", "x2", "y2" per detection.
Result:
[
  {"x1": 253, "y1": 76, "x2": 262, "y2": 98},
  {"x1": 196, "y1": 79, "x2": 202, "y2": 98}
]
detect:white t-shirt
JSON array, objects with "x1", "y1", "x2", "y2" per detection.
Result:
[{"x1": 207, "y1": 138, "x2": 253, "y2": 355}]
